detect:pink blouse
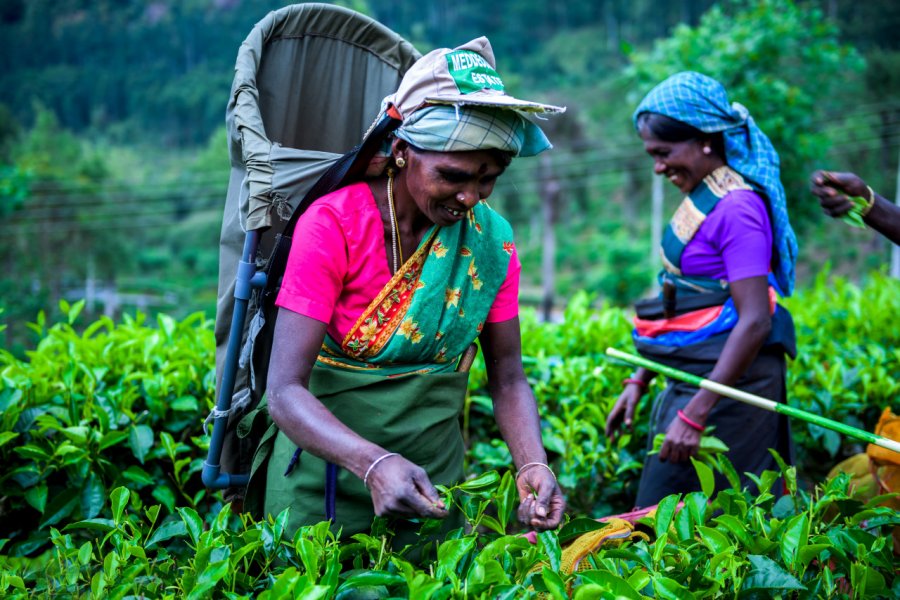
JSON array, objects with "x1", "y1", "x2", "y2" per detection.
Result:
[{"x1": 276, "y1": 182, "x2": 521, "y2": 342}]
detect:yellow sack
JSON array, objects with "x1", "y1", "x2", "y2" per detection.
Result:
[
  {"x1": 531, "y1": 518, "x2": 649, "y2": 598},
  {"x1": 559, "y1": 518, "x2": 649, "y2": 574},
  {"x1": 826, "y1": 453, "x2": 880, "y2": 501},
  {"x1": 867, "y1": 407, "x2": 900, "y2": 467}
]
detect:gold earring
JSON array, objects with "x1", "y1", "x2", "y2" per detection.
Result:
[{"x1": 395, "y1": 157, "x2": 406, "y2": 168}]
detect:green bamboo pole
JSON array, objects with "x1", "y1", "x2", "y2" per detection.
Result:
[{"x1": 606, "y1": 347, "x2": 900, "y2": 455}]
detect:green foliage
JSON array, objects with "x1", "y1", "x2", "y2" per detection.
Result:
[
  {"x1": 0, "y1": 164, "x2": 30, "y2": 217},
  {"x1": 2, "y1": 273, "x2": 900, "y2": 595},
  {"x1": 783, "y1": 270, "x2": 900, "y2": 477},
  {"x1": 464, "y1": 271, "x2": 900, "y2": 518},
  {"x1": 626, "y1": 0, "x2": 865, "y2": 227},
  {"x1": 0, "y1": 301, "x2": 216, "y2": 557},
  {"x1": 15, "y1": 103, "x2": 103, "y2": 183},
  {"x1": 1, "y1": 462, "x2": 896, "y2": 596}
]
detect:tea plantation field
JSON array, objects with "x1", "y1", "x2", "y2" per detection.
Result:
[{"x1": 1, "y1": 272, "x2": 898, "y2": 598}]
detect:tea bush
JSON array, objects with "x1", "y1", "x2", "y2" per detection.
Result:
[
  {"x1": 1, "y1": 272, "x2": 899, "y2": 596},
  {"x1": 465, "y1": 270, "x2": 900, "y2": 514},
  {"x1": 0, "y1": 300, "x2": 216, "y2": 557},
  {"x1": 1, "y1": 465, "x2": 897, "y2": 598}
]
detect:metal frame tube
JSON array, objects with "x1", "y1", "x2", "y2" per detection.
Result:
[{"x1": 202, "y1": 230, "x2": 264, "y2": 489}]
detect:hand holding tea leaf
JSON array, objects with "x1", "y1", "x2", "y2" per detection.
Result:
[
  {"x1": 516, "y1": 465, "x2": 565, "y2": 531},
  {"x1": 809, "y1": 170, "x2": 873, "y2": 228},
  {"x1": 367, "y1": 454, "x2": 449, "y2": 519}
]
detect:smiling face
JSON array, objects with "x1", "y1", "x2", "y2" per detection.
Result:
[
  {"x1": 639, "y1": 130, "x2": 717, "y2": 194},
  {"x1": 637, "y1": 114, "x2": 725, "y2": 195},
  {"x1": 393, "y1": 140, "x2": 509, "y2": 226}
]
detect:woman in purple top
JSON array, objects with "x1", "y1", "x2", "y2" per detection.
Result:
[{"x1": 606, "y1": 73, "x2": 798, "y2": 507}]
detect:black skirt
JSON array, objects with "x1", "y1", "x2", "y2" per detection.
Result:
[{"x1": 633, "y1": 334, "x2": 794, "y2": 508}]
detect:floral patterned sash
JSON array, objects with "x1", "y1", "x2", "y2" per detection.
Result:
[{"x1": 317, "y1": 201, "x2": 515, "y2": 376}]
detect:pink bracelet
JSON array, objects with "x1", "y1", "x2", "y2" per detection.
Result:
[
  {"x1": 623, "y1": 378, "x2": 647, "y2": 390},
  {"x1": 677, "y1": 410, "x2": 705, "y2": 432}
]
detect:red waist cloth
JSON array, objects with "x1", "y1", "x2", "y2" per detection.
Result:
[{"x1": 633, "y1": 287, "x2": 776, "y2": 338}]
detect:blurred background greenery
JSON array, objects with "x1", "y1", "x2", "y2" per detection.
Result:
[{"x1": 1, "y1": 0, "x2": 898, "y2": 353}]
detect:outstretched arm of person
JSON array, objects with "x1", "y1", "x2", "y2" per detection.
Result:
[
  {"x1": 267, "y1": 309, "x2": 448, "y2": 519},
  {"x1": 659, "y1": 275, "x2": 772, "y2": 463},
  {"x1": 480, "y1": 318, "x2": 565, "y2": 530},
  {"x1": 810, "y1": 170, "x2": 900, "y2": 245}
]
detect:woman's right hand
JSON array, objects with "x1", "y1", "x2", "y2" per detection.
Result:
[
  {"x1": 809, "y1": 170, "x2": 869, "y2": 218},
  {"x1": 605, "y1": 385, "x2": 643, "y2": 438},
  {"x1": 365, "y1": 454, "x2": 449, "y2": 519}
]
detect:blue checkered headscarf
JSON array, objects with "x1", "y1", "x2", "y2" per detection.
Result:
[{"x1": 633, "y1": 72, "x2": 798, "y2": 296}]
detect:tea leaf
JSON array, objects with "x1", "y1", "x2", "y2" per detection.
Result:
[
  {"x1": 690, "y1": 457, "x2": 715, "y2": 498},
  {"x1": 652, "y1": 576, "x2": 695, "y2": 600},
  {"x1": 797, "y1": 543, "x2": 831, "y2": 569},
  {"x1": 779, "y1": 513, "x2": 810, "y2": 569},
  {"x1": 110, "y1": 486, "x2": 130, "y2": 525},
  {"x1": 98, "y1": 430, "x2": 129, "y2": 451},
  {"x1": 128, "y1": 425, "x2": 154, "y2": 464},
  {"x1": 697, "y1": 526, "x2": 731, "y2": 555},
  {"x1": 178, "y1": 507, "x2": 203, "y2": 545},
  {"x1": 851, "y1": 562, "x2": 887, "y2": 596},
  {"x1": 457, "y1": 470, "x2": 500, "y2": 493},
  {"x1": 39, "y1": 489, "x2": 79, "y2": 529},
  {"x1": 538, "y1": 530, "x2": 562, "y2": 572},
  {"x1": 673, "y1": 506, "x2": 693, "y2": 542},
  {"x1": 558, "y1": 517, "x2": 605, "y2": 545},
  {"x1": 436, "y1": 537, "x2": 476, "y2": 581},
  {"x1": 740, "y1": 555, "x2": 806, "y2": 594},
  {"x1": 147, "y1": 520, "x2": 188, "y2": 549},
  {"x1": 80, "y1": 472, "x2": 106, "y2": 519},
  {"x1": 62, "y1": 518, "x2": 115, "y2": 534},
  {"x1": 122, "y1": 465, "x2": 155, "y2": 487},
  {"x1": 152, "y1": 485, "x2": 176, "y2": 513},
  {"x1": 540, "y1": 566, "x2": 567, "y2": 600},
  {"x1": 654, "y1": 494, "x2": 680, "y2": 539},
  {"x1": 24, "y1": 482, "x2": 48, "y2": 513},
  {"x1": 579, "y1": 571, "x2": 642, "y2": 600},
  {"x1": 337, "y1": 571, "x2": 404, "y2": 591}
]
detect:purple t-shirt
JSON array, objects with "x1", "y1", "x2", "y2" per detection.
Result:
[{"x1": 680, "y1": 189, "x2": 773, "y2": 282}]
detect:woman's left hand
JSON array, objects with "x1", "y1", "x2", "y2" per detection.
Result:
[
  {"x1": 659, "y1": 415, "x2": 703, "y2": 463},
  {"x1": 516, "y1": 466, "x2": 565, "y2": 530}
]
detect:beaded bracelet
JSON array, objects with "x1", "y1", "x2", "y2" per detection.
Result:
[
  {"x1": 515, "y1": 461, "x2": 557, "y2": 483},
  {"x1": 677, "y1": 409, "x2": 705, "y2": 433},
  {"x1": 363, "y1": 452, "x2": 399, "y2": 488}
]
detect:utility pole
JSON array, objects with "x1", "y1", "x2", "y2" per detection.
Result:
[
  {"x1": 891, "y1": 150, "x2": 900, "y2": 278},
  {"x1": 650, "y1": 173, "x2": 664, "y2": 293},
  {"x1": 540, "y1": 154, "x2": 560, "y2": 322}
]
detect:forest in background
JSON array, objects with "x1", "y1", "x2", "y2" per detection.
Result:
[{"x1": 1, "y1": 0, "x2": 899, "y2": 352}]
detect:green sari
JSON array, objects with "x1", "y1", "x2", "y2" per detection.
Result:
[{"x1": 243, "y1": 200, "x2": 515, "y2": 538}]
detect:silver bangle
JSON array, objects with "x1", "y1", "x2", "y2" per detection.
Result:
[
  {"x1": 515, "y1": 461, "x2": 556, "y2": 483},
  {"x1": 363, "y1": 452, "x2": 399, "y2": 488}
]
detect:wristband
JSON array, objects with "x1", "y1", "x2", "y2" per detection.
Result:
[
  {"x1": 677, "y1": 410, "x2": 705, "y2": 432},
  {"x1": 363, "y1": 452, "x2": 399, "y2": 488},
  {"x1": 623, "y1": 377, "x2": 647, "y2": 390}
]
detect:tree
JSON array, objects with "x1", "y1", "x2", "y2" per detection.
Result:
[{"x1": 625, "y1": 0, "x2": 864, "y2": 227}]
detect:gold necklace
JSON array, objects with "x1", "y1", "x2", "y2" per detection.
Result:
[{"x1": 386, "y1": 169, "x2": 404, "y2": 273}]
